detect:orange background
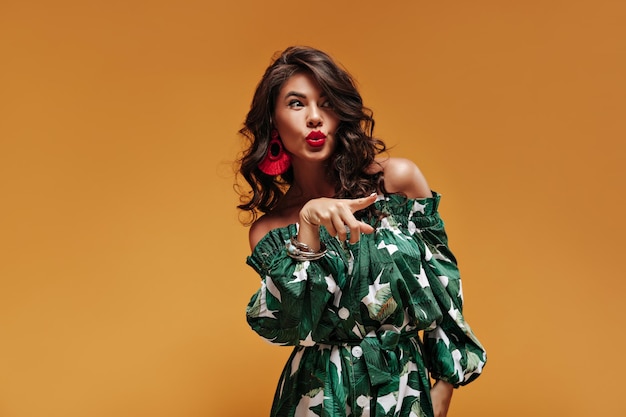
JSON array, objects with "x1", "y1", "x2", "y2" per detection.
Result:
[{"x1": 1, "y1": 1, "x2": 625, "y2": 416}]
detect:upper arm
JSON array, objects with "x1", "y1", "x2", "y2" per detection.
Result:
[{"x1": 381, "y1": 157, "x2": 431, "y2": 198}]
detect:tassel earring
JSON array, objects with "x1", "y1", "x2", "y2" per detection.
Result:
[{"x1": 258, "y1": 130, "x2": 291, "y2": 176}]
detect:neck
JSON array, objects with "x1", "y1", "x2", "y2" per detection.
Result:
[{"x1": 288, "y1": 161, "x2": 336, "y2": 201}]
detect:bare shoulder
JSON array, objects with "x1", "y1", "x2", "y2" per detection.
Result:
[
  {"x1": 248, "y1": 215, "x2": 275, "y2": 252},
  {"x1": 248, "y1": 210, "x2": 295, "y2": 252},
  {"x1": 375, "y1": 157, "x2": 431, "y2": 199}
]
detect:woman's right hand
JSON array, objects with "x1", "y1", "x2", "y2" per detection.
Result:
[{"x1": 297, "y1": 193, "x2": 378, "y2": 250}]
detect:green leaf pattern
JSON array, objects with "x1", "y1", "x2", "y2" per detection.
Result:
[{"x1": 246, "y1": 193, "x2": 486, "y2": 416}]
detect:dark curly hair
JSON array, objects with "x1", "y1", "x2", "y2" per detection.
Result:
[{"x1": 237, "y1": 46, "x2": 387, "y2": 223}]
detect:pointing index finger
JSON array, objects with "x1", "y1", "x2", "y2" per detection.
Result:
[{"x1": 349, "y1": 192, "x2": 378, "y2": 212}]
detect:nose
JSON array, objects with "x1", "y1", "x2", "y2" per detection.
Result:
[{"x1": 307, "y1": 105, "x2": 322, "y2": 128}]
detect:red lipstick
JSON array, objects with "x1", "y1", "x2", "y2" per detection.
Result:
[{"x1": 305, "y1": 131, "x2": 326, "y2": 147}]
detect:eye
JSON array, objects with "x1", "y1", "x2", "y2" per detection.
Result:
[
  {"x1": 321, "y1": 101, "x2": 333, "y2": 109},
  {"x1": 288, "y1": 99, "x2": 303, "y2": 108}
]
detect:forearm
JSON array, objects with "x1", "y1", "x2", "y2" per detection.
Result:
[
  {"x1": 431, "y1": 380, "x2": 453, "y2": 417},
  {"x1": 297, "y1": 219, "x2": 321, "y2": 251}
]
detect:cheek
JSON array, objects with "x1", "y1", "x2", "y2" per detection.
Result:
[
  {"x1": 278, "y1": 120, "x2": 299, "y2": 138},
  {"x1": 273, "y1": 117, "x2": 292, "y2": 137},
  {"x1": 327, "y1": 112, "x2": 340, "y2": 128}
]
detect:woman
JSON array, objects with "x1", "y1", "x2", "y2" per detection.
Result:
[{"x1": 237, "y1": 46, "x2": 486, "y2": 417}]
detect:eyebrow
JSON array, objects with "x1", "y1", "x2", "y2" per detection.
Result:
[
  {"x1": 283, "y1": 91, "x2": 328, "y2": 100},
  {"x1": 284, "y1": 91, "x2": 306, "y2": 99}
]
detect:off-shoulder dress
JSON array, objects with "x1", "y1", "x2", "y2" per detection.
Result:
[{"x1": 246, "y1": 193, "x2": 486, "y2": 417}]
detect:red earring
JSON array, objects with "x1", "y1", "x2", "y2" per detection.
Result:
[{"x1": 258, "y1": 130, "x2": 292, "y2": 175}]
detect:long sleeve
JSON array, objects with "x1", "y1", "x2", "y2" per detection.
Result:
[
  {"x1": 246, "y1": 224, "x2": 346, "y2": 346},
  {"x1": 419, "y1": 215, "x2": 487, "y2": 387}
]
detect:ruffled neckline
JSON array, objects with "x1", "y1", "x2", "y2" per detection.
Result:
[{"x1": 250, "y1": 191, "x2": 441, "y2": 257}]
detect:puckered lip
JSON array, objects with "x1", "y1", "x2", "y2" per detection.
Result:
[{"x1": 306, "y1": 131, "x2": 327, "y2": 140}]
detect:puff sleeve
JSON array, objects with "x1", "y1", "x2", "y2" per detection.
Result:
[
  {"x1": 418, "y1": 213, "x2": 487, "y2": 387},
  {"x1": 245, "y1": 224, "x2": 345, "y2": 346}
]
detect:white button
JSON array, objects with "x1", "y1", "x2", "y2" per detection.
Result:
[
  {"x1": 351, "y1": 346, "x2": 363, "y2": 358},
  {"x1": 356, "y1": 395, "x2": 369, "y2": 407},
  {"x1": 338, "y1": 307, "x2": 350, "y2": 319}
]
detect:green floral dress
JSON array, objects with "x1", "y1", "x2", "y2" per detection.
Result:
[{"x1": 246, "y1": 193, "x2": 486, "y2": 417}]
